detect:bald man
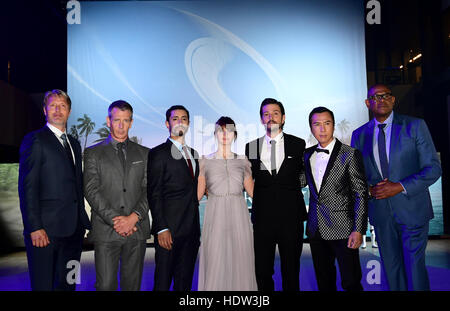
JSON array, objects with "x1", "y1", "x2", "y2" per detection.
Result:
[{"x1": 351, "y1": 84, "x2": 441, "y2": 291}]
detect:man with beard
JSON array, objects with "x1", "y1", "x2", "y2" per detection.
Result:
[
  {"x1": 147, "y1": 105, "x2": 200, "y2": 291},
  {"x1": 245, "y1": 98, "x2": 307, "y2": 291}
]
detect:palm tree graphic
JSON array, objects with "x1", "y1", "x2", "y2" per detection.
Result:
[
  {"x1": 336, "y1": 119, "x2": 350, "y2": 143},
  {"x1": 77, "y1": 114, "x2": 95, "y2": 151},
  {"x1": 69, "y1": 124, "x2": 80, "y2": 143},
  {"x1": 94, "y1": 123, "x2": 110, "y2": 143}
]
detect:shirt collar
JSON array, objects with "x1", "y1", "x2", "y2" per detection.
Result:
[
  {"x1": 265, "y1": 131, "x2": 284, "y2": 145},
  {"x1": 169, "y1": 137, "x2": 185, "y2": 151},
  {"x1": 317, "y1": 137, "x2": 336, "y2": 152},
  {"x1": 110, "y1": 136, "x2": 129, "y2": 150},
  {"x1": 46, "y1": 122, "x2": 66, "y2": 138},
  {"x1": 374, "y1": 111, "x2": 394, "y2": 127}
]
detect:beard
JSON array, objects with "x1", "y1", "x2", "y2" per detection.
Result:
[
  {"x1": 171, "y1": 124, "x2": 188, "y2": 137},
  {"x1": 266, "y1": 121, "x2": 283, "y2": 134}
]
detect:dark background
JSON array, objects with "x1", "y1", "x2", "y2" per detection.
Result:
[{"x1": 1, "y1": 0, "x2": 449, "y2": 240}]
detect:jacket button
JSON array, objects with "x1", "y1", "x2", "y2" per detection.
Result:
[
  {"x1": 121, "y1": 206, "x2": 124, "y2": 209},
  {"x1": 74, "y1": 200, "x2": 77, "y2": 203},
  {"x1": 123, "y1": 189, "x2": 126, "y2": 192}
]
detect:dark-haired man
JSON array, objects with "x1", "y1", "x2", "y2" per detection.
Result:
[
  {"x1": 147, "y1": 105, "x2": 200, "y2": 291},
  {"x1": 84, "y1": 100, "x2": 150, "y2": 290},
  {"x1": 18, "y1": 89, "x2": 91, "y2": 290},
  {"x1": 351, "y1": 84, "x2": 441, "y2": 290},
  {"x1": 245, "y1": 98, "x2": 307, "y2": 291},
  {"x1": 305, "y1": 106, "x2": 368, "y2": 291}
]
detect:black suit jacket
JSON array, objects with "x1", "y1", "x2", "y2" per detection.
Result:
[
  {"x1": 245, "y1": 133, "x2": 307, "y2": 231},
  {"x1": 147, "y1": 139, "x2": 200, "y2": 239},
  {"x1": 18, "y1": 125, "x2": 91, "y2": 237},
  {"x1": 304, "y1": 139, "x2": 368, "y2": 240}
]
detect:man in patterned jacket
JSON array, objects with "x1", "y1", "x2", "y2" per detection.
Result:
[{"x1": 304, "y1": 107, "x2": 369, "y2": 291}]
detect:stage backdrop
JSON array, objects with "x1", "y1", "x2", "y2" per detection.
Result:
[{"x1": 67, "y1": 0, "x2": 369, "y2": 153}]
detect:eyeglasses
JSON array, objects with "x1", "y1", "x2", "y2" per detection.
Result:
[{"x1": 369, "y1": 93, "x2": 392, "y2": 101}]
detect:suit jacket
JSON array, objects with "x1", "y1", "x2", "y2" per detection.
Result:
[
  {"x1": 304, "y1": 139, "x2": 368, "y2": 240},
  {"x1": 351, "y1": 113, "x2": 442, "y2": 227},
  {"x1": 147, "y1": 139, "x2": 200, "y2": 239},
  {"x1": 18, "y1": 125, "x2": 91, "y2": 237},
  {"x1": 245, "y1": 133, "x2": 307, "y2": 231},
  {"x1": 83, "y1": 136, "x2": 151, "y2": 242}
]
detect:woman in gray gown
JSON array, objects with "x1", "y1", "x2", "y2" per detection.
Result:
[{"x1": 197, "y1": 117, "x2": 257, "y2": 291}]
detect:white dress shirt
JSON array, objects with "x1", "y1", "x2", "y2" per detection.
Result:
[
  {"x1": 310, "y1": 138, "x2": 336, "y2": 192},
  {"x1": 46, "y1": 122, "x2": 75, "y2": 165},
  {"x1": 260, "y1": 131, "x2": 284, "y2": 174}
]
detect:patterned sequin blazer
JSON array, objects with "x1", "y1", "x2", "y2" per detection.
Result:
[{"x1": 304, "y1": 139, "x2": 369, "y2": 240}]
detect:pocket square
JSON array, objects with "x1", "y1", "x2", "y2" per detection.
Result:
[
  {"x1": 287, "y1": 156, "x2": 294, "y2": 159},
  {"x1": 132, "y1": 160, "x2": 143, "y2": 164}
]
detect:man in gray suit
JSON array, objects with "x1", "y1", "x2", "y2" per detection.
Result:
[{"x1": 84, "y1": 100, "x2": 150, "y2": 291}]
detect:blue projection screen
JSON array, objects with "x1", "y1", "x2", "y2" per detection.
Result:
[{"x1": 67, "y1": 0, "x2": 369, "y2": 153}]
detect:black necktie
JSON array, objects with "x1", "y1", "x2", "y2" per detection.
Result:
[
  {"x1": 315, "y1": 148, "x2": 329, "y2": 154},
  {"x1": 270, "y1": 140, "x2": 277, "y2": 176},
  {"x1": 117, "y1": 142, "x2": 126, "y2": 172},
  {"x1": 378, "y1": 124, "x2": 389, "y2": 178},
  {"x1": 60, "y1": 133, "x2": 75, "y2": 170}
]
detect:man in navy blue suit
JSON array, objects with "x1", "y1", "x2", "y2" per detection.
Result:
[
  {"x1": 351, "y1": 84, "x2": 441, "y2": 291},
  {"x1": 18, "y1": 89, "x2": 91, "y2": 290}
]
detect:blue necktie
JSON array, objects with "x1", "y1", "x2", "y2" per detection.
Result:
[{"x1": 377, "y1": 124, "x2": 389, "y2": 178}]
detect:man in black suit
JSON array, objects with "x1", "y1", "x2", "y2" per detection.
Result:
[
  {"x1": 304, "y1": 106, "x2": 368, "y2": 291},
  {"x1": 147, "y1": 105, "x2": 200, "y2": 291},
  {"x1": 18, "y1": 89, "x2": 91, "y2": 291},
  {"x1": 245, "y1": 98, "x2": 307, "y2": 291}
]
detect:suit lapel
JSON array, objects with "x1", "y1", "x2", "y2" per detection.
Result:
[
  {"x1": 102, "y1": 137, "x2": 125, "y2": 178},
  {"x1": 389, "y1": 114, "x2": 402, "y2": 174},
  {"x1": 167, "y1": 139, "x2": 195, "y2": 180},
  {"x1": 276, "y1": 133, "x2": 289, "y2": 176},
  {"x1": 364, "y1": 120, "x2": 382, "y2": 179},
  {"x1": 305, "y1": 145, "x2": 319, "y2": 195},
  {"x1": 43, "y1": 126, "x2": 75, "y2": 173},
  {"x1": 318, "y1": 139, "x2": 342, "y2": 194}
]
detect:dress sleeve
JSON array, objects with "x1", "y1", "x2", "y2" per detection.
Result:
[{"x1": 244, "y1": 157, "x2": 253, "y2": 180}]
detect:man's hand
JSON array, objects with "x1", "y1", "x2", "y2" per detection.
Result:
[
  {"x1": 158, "y1": 230, "x2": 173, "y2": 250},
  {"x1": 371, "y1": 178, "x2": 404, "y2": 200},
  {"x1": 30, "y1": 229, "x2": 50, "y2": 247},
  {"x1": 347, "y1": 231, "x2": 362, "y2": 249},
  {"x1": 113, "y1": 213, "x2": 139, "y2": 237}
]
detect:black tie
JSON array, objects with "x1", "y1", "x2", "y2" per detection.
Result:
[
  {"x1": 315, "y1": 148, "x2": 329, "y2": 154},
  {"x1": 378, "y1": 124, "x2": 389, "y2": 178},
  {"x1": 60, "y1": 134, "x2": 75, "y2": 170},
  {"x1": 117, "y1": 142, "x2": 126, "y2": 172},
  {"x1": 270, "y1": 140, "x2": 277, "y2": 176}
]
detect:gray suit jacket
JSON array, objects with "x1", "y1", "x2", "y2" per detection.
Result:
[{"x1": 84, "y1": 136, "x2": 151, "y2": 242}]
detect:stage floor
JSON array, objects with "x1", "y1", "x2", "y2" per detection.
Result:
[{"x1": 1, "y1": 240, "x2": 449, "y2": 291}]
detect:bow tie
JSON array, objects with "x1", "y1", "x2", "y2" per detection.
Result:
[{"x1": 315, "y1": 148, "x2": 329, "y2": 154}]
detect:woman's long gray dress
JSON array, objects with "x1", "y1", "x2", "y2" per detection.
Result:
[{"x1": 198, "y1": 155, "x2": 258, "y2": 291}]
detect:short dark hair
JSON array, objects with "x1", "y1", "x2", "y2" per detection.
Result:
[
  {"x1": 108, "y1": 100, "x2": 133, "y2": 119},
  {"x1": 166, "y1": 105, "x2": 190, "y2": 122},
  {"x1": 308, "y1": 106, "x2": 335, "y2": 128},
  {"x1": 259, "y1": 98, "x2": 285, "y2": 118},
  {"x1": 43, "y1": 89, "x2": 71, "y2": 109},
  {"x1": 214, "y1": 116, "x2": 237, "y2": 139}
]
